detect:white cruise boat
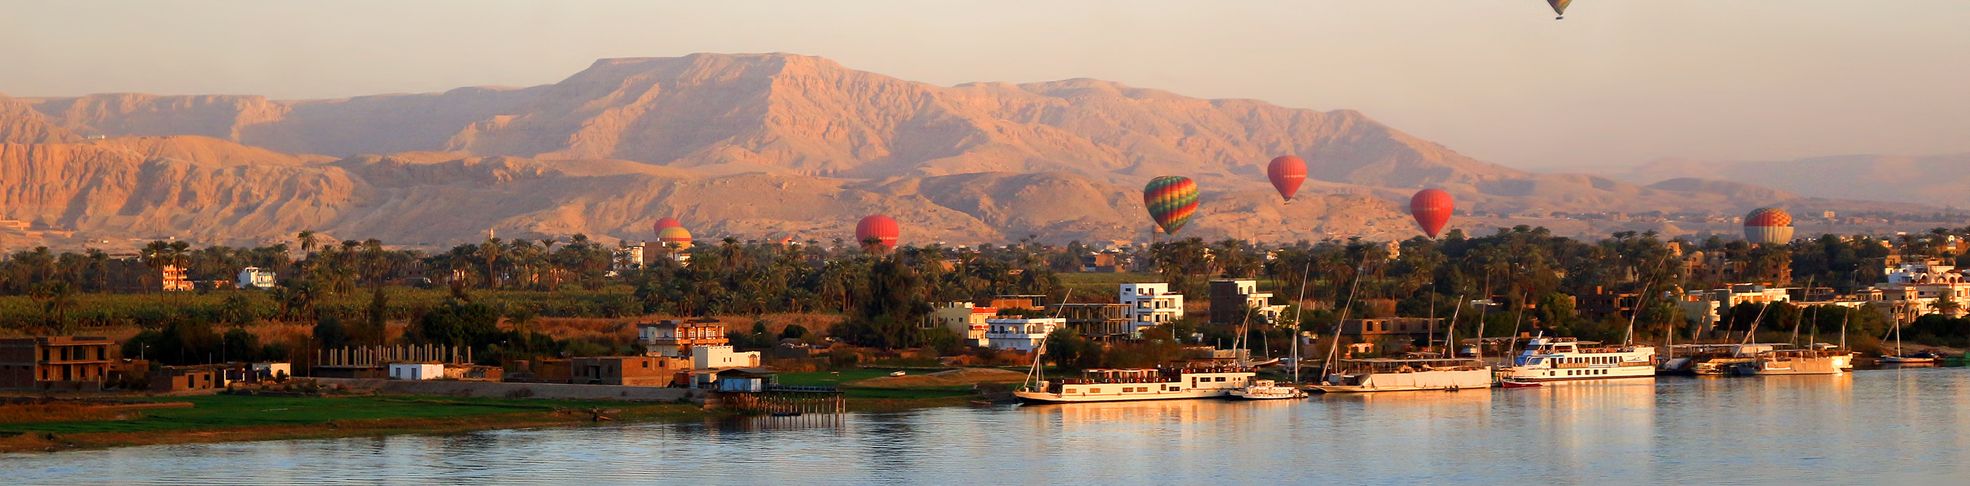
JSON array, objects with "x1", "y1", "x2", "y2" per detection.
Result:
[
  {"x1": 1309, "y1": 358, "x2": 1493, "y2": 393},
  {"x1": 1499, "y1": 337, "x2": 1656, "y2": 382},
  {"x1": 1014, "y1": 367, "x2": 1256, "y2": 404},
  {"x1": 1229, "y1": 379, "x2": 1307, "y2": 400}
]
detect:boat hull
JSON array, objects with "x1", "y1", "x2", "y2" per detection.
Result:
[
  {"x1": 1498, "y1": 366, "x2": 1657, "y2": 382},
  {"x1": 1311, "y1": 368, "x2": 1494, "y2": 394},
  {"x1": 1015, "y1": 388, "x2": 1235, "y2": 404}
]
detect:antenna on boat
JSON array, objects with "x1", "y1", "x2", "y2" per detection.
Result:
[{"x1": 1789, "y1": 276, "x2": 1816, "y2": 347}]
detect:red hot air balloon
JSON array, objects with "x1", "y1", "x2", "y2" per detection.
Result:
[
  {"x1": 1410, "y1": 189, "x2": 1454, "y2": 238},
  {"x1": 652, "y1": 217, "x2": 682, "y2": 238},
  {"x1": 855, "y1": 215, "x2": 900, "y2": 251},
  {"x1": 1267, "y1": 155, "x2": 1307, "y2": 202}
]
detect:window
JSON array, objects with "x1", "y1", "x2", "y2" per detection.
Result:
[{"x1": 1089, "y1": 388, "x2": 1101, "y2": 394}]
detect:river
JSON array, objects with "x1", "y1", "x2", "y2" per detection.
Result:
[{"x1": 5, "y1": 366, "x2": 1969, "y2": 484}]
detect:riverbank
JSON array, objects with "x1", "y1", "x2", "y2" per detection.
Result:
[
  {"x1": 0, "y1": 368, "x2": 1012, "y2": 453},
  {"x1": 0, "y1": 394, "x2": 712, "y2": 453}
]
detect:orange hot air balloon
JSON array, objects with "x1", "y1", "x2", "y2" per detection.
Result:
[
  {"x1": 856, "y1": 214, "x2": 900, "y2": 251},
  {"x1": 652, "y1": 217, "x2": 682, "y2": 237},
  {"x1": 1267, "y1": 155, "x2": 1307, "y2": 202},
  {"x1": 658, "y1": 226, "x2": 693, "y2": 250},
  {"x1": 1410, "y1": 189, "x2": 1454, "y2": 238}
]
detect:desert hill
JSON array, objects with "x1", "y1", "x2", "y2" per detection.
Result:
[{"x1": 0, "y1": 54, "x2": 1949, "y2": 249}]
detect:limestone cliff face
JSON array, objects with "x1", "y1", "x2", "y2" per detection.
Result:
[
  {"x1": 0, "y1": 96, "x2": 78, "y2": 144},
  {"x1": 0, "y1": 54, "x2": 1933, "y2": 248}
]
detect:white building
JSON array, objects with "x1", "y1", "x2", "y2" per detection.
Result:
[
  {"x1": 1120, "y1": 283, "x2": 1184, "y2": 337},
  {"x1": 985, "y1": 317, "x2": 1064, "y2": 352},
  {"x1": 1677, "y1": 284, "x2": 1792, "y2": 328},
  {"x1": 236, "y1": 267, "x2": 276, "y2": 289},
  {"x1": 1872, "y1": 261, "x2": 1970, "y2": 318},
  {"x1": 690, "y1": 345, "x2": 762, "y2": 370},
  {"x1": 388, "y1": 362, "x2": 443, "y2": 381}
]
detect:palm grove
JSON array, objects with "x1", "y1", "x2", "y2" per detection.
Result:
[{"x1": 4, "y1": 225, "x2": 1970, "y2": 369}]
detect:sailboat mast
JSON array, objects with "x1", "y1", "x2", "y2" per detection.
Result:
[
  {"x1": 1290, "y1": 258, "x2": 1313, "y2": 384},
  {"x1": 1321, "y1": 254, "x2": 1370, "y2": 380},
  {"x1": 1022, "y1": 289, "x2": 1073, "y2": 391}
]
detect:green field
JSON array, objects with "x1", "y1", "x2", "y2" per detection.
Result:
[
  {"x1": 773, "y1": 368, "x2": 974, "y2": 399},
  {"x1": 0, "y1": 394, "x2": 666, "y2": 435}
]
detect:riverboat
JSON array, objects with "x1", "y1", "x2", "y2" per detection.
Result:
[
  {"x1": 1726, "y1": 348, "x2": 1852, "y2": 376},
  {"x1": 1014, "y1": 367, "x2": 1257, "y2": 404},
  {"x1": 1308, "y1": 358, "x2": 1493, "y2": 393},
  {"x1": 1498, "y1": 336, "x2": 1655, "y2": 382}
]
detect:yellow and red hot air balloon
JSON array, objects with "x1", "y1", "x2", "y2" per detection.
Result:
[
  {"x1": 856, "y1": 214, "x2": 900, "y2": 251},
  {"x1": 1743, "y1": 207, "x2": 1794, "y2": 245},
  {"x1": 1143, "y1": 176, "x2": 1199, "y2": 235},
  {"x1": 1267, "y1": 155, "x2": 1307, "y2": 202},
  {"x1": 1410, "y1": 189, "x2": 1454, "y2": 238},
  {"x1": 652, "y1": 217, "x2": 682, "y2": 238},
  {"x1": 658, "y1": 226, "x2": 693, "y2": 250}
]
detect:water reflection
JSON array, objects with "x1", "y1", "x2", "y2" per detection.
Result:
[{"x1": 6, "y1": 371, "x2": 1970, "y2": 484}]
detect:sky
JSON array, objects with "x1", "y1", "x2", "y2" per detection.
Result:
[{"x1": 3, "y1": 0, "x2": 1967, "y2": 171}]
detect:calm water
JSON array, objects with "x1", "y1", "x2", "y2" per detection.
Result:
[{"x1": 5, "y1": 367, "x2": 1969, "y2": 485}]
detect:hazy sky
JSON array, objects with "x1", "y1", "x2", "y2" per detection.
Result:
[{"x1": 4, "y1": 1, "x2": 1967, "y2": 170}]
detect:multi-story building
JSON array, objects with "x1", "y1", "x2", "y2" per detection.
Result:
[
  {"x1": 985, "y1": 317, "x2": 1064, "y2": 352},
  {"x1": 160, "y1": 264, "x2": 194, "y2": 292},
  {"x1": 1677, "y1": 284, "x2": 1794, "y2": 329},
  {"x1": 1870, "y1": 260, "x2": 1970, "y2": 318},
  {"x1": 638, "y1": 319, "x2": 730, "y2": 357},
  {"x1": 930, "y1": 302, "x2": 995, "y2": 347},
  {"x1": 1119, "y1": 283, "x2": 1184, "y2": 337},
  {"x1": 1055, "y1": 303, "x2": 1131, "y2": 340},
  {"x1": 1207, "y1": 279, "x2": 1285, "y2": 325},
  {"x1": 236, "y1": 267, "x2": 276, "y2": 289},
  {"x1": 0, "y1": 336, "x2": 114, "y2": 390}
]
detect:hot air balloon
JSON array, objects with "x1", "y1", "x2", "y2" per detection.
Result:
[
  {"x1": 652, "y1": 217, "x2": 682, "y2": 237},
  {"x1": 1143, "y1": 176, "x2": 1199, "y2": 235},
  {"x1": 1743, "y1": 207, "x2": 1794, "y2": 245},
  {"x1": 1267, "y1": 155, "x2": 1307, "y2": 202},
  {"x1": 1547, "y1": 0, "x2": 1571, "y2": 19},
  {"x1": 658, "y1": 226, "x2": 693, "y2": 250},
  {"x1": 1410, "y1": 189, "x2": 1454, "y2": 238},
  {"x1": 856, "y1": 214, "x2": 900, "y2": 251}
]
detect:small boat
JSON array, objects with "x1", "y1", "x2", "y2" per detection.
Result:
[
  {"x1": 1882, "y1": 351, "x2": 1940, "y2": 365},
  {"x1": 1015, "y1": 367, "x2": 1257, "y2": 404},
  {"x1": 1229, "y1": 379, "x2": 1307, "y2": 400},
  {"x1": 888, "y1": 370, "x2": 907, "y2": 377},
  {"x1": 1727, "y1": 348, "x2": 1852, "y2": 376},
  {"x1": 1500, "y1": 379, "x2": 1543, "y2": 388}
]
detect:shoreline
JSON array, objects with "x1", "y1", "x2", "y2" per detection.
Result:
[{"x1": 0, "y1": 388, "x2": 979, "y2": 454}]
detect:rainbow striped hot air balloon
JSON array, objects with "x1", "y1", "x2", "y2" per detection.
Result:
[
  {"x1": 1743, "y1": 207, "x2": 1794, "y2": 245},
  {"x1": 1143, "y1": 176, "x2": 1199, "y2": 235}
]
